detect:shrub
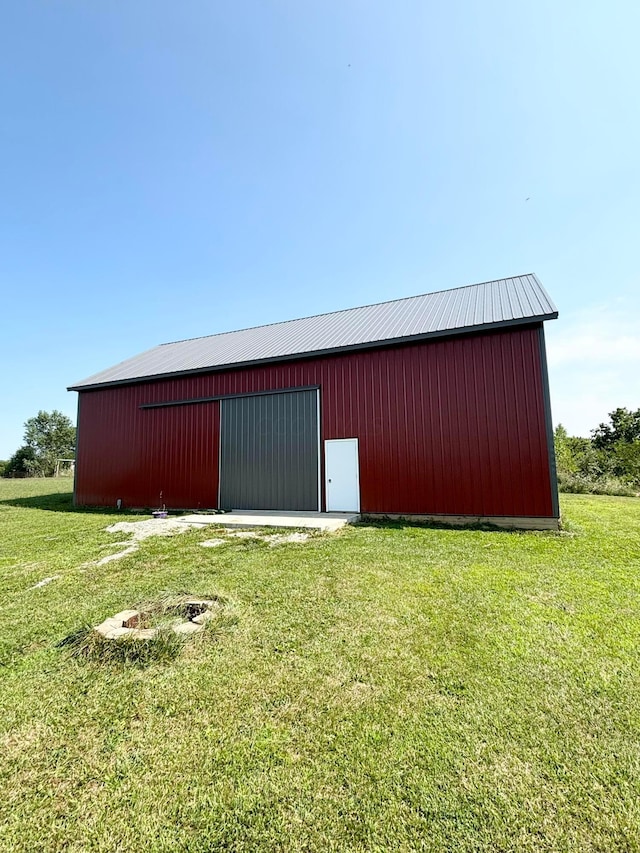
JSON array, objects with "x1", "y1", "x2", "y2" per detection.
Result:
[
  {"x1": 557, "y1": 471, "x2": 637, "y2": 497},
  {"x1": 3, "y1": 446, "x2": 39, "y2": 478}
]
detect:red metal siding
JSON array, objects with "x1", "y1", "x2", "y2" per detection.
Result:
[
  {"x1": 75, "y1": 326, "x2": 555, "y2": 517},
  {"x1": 75, "y1": 388, "x2": 219, "y2": 510}
]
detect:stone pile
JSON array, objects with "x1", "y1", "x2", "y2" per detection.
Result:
[{"x1": 94, "y1": 600, "x2": 216, "y2": 641}]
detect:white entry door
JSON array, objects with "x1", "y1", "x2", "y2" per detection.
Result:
[{"x1": 325, "y1": 438, "x2": 360, "y2": 512}]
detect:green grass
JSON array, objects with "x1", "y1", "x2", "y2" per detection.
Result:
[{"x1": 1, "y1": 479, "x2": 640, "y2": 852}]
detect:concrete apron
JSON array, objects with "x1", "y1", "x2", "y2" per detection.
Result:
[{"x1": 177, "y1": 511, "x2": 360, "y2": 532}]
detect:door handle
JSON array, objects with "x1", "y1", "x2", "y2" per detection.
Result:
[{"x1": 328, "y1": 479, "x2": 332, "y2": 483}]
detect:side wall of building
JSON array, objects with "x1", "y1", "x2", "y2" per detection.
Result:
[{"x1": 74, "y1": 325, "x2": 557, "y2": 518}]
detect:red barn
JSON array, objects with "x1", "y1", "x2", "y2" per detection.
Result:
[{"x1": 69, "y1": 274, "x2": 559, "y2": 529}]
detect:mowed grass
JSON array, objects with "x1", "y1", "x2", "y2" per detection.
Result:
[{"x1": 1, "y1": 479, "x2": 640, "y2": 852}]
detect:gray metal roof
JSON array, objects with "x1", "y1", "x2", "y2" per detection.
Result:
[{"x1": 69, "y1": 274, "x2": 557, "y2": 390}]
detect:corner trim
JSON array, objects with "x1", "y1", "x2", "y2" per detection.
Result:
[
  {"x1": 73, "y1": 394, "x2": 81, "y2": 507},
  {"x1": 538, "y1": 325, "x2": 560, "y2": 519}
]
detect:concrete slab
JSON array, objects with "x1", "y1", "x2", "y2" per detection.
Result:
[{"x1": 177, "y1": 511, "x2": 359, "y2": 531}]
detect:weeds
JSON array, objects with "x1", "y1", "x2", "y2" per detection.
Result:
[{"x1": 59, "y1": 625, "x2": 184, "y2": 666}]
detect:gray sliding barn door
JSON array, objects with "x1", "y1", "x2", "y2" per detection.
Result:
[{"x1": 219, "y1": 390, "x2": 319, "y2": 511}]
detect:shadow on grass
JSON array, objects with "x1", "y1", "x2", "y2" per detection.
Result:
[
  {"x1": 1, "y1": 491, "x2": 564, "y2": 536},
  {"x1": 355, "y1": 516, "x2": 557, "y2": 536},
  {"x1": 0, "y1": 491, "x2": 146, "y2": 515}
]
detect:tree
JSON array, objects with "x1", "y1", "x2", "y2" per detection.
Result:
[
  {"x1": 609, "y1": 440, "x2": 640, "y2": 486},
  {"x1": 22, "y1": 410, "x2": 75, "y2": 477},
  {"x1": 3, "y1": 445, "x2": 38, "y2": 478},
  {"x1": 553, "y1": 424, "x2": 576, "y2": 474},
  {"x1": 567, "y1": 435, "x2": 606, "y2": 479},
  {"x1": 554, "y1": 409, "x2": 640, "y2": 494},
  {"x1": 592, "y1": 407, "x2": 640, "y2": 449}
]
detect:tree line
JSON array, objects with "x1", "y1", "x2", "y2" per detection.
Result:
[
  {"x1": 554, "y1": 407, "x2": 640, "y2": 496},
  {"x1": 1, "y1": 410, "x2": 76, "y2": 478}
]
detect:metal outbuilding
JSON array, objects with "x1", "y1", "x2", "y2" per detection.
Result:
[{"x1": 69, "y1": 274, "x2": 560, "y2": 528}]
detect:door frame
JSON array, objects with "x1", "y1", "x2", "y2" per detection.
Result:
[
  {"x1": 316, "y1": 390, "x2": 322, "y2": 512},
  {"x1": 324, "y1": 437, "x2": 360, "y2": 512}
]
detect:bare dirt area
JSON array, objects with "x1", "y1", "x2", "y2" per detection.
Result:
[
  {"x1": 92, "y1": 517, "x2": 316, "y2": 564},
  {"x1": 93, "y1": 517, "x2": 212, "y2": 565}
]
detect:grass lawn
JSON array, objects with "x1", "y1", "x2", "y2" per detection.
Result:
[{"x1": 1, "y1": 479, "x2": 640, "y2": 852}]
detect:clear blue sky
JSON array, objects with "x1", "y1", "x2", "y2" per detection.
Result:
[{"x1": 1, "y1": 0, "x2": 639, "y2": 457}]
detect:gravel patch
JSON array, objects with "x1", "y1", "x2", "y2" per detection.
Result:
[
  {"x1": 106, "y1": 518, "x2": 209, "y2": 541},
  {"x1": 93, "y1": 517, "x2": 211, "y2": 565},
  {"x1": 200, "y1": 539, "x2": 226, "y2": 548},
  {"x1": 265, "y1": 532, "x2": 311, "y2": 546},
  {"x1": 31, "y1": 576, "x2": 60, "y2": 589},
  {"x1": 96, "y1": 546, "x2": 138, "y2": 565},
  {"x1": 95, "y1": 517, "x2": 315, "y2": 563},
  {"x1": 199, "y1": 530, "x2": 312, "y2": 548}
]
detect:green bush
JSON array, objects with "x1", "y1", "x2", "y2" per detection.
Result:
[
  {"x1": 555, "y1": 413, "x2": 640, "y2": 496},
  {"x1": 3, "y1": 446, "x2": 39, "y2": 478},
  {"x1": 557, "y1": 471, "x2": 637, "y2": 497}
]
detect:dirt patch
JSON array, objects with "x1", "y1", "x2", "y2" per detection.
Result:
[
  {"x1": 92, "y1": 517, "x2": 211, "y2": 565},
  {"x1": 265, "y1": 532, "x2": 311, "y2": 545},
  {"x1": 1, "y1": 722, "x2": 49, "y2": 759},
  {"x1": 200, "y1": 530, "x2": 312, "y2": 548},
  {"x1": 31, "y1": 576, "x2": 60, "y2": 589},
  {"x1": 106, "y1": 517, "x2": 209, "y2": 541},
  {"x1": 92, "y1": 518, "x2": 316, "y2": 565}
]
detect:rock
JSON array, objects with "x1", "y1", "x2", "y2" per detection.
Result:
[
  {"x1": 112, "y1": 609, "x2": 140, "y2": 628},
  {"x1": 95, "y1": 609, "x2": 140, "y2": 636},
  {"x1": 172, "y1": 621, "x2": 205, "y2": 635},
  {"x1": 104, "y1": 627, "x2": 134, "y2": 640},
  {"x1": 200, "y1": 539, "x2": 225, "y2": 548},
  {"x1": 192, "y1": 610, "x2": 214, "y2": 625},
  {"x1": 129, "y1": 628, "x2": 158, "y2": 640},
  {"x1": 94, "y1": 617, "x2": 125, "y2": 637}
]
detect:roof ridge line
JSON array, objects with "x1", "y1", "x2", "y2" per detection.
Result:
[{"x1": 159, "y1": 274, "x2": 537, "y2": 348}]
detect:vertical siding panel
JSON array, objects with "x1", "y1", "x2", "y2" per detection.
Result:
[
  {"x1": 499, "y1": 335, "x2": 518, "y2": 514},
  {"x1": 425, "y1": 340, "x2": 439, "y2": 510},
  {"x1": 491, "y1": 334, "x2": 510, "y2": 515},
  {"x1": 512, "y1": 333, "x2": 530, "y2": 515},
  {"x1": 75, "y1": 326, "x2": 556, "y2": 518},
  {"x1": 440, "y1": 343, "x2": 456, "y2": 512},
  {"x1": 458, "y1": 341, "x2": 474, "y2": 512},
  {"x1": 465, "y1": 339, "x2": 484, "y2": 514},
  {"x1": 493, "y1": 334, "x2": 513, "y2": 515},
  {"x1": 407, "y1": 350, "x2": 418, "y2": 511}
]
